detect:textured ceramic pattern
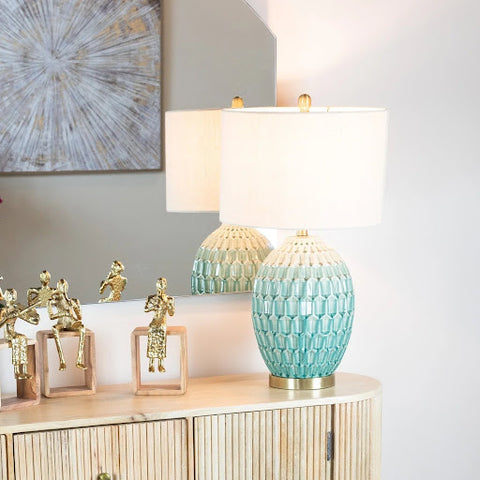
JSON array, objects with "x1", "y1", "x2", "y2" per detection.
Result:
[
  {"x1": 192, "y1": 224, "x2": 272, "y2": 294},
  {"x1": 252, "y1": 235, "x2": 354, "y2": 378}
]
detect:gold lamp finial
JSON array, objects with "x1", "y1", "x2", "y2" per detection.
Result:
[
  {"x1": 231, "y1": 96, "x2": 244, "y2": 109},
  {"x1": 298, "y1": 93, "x2": 312, "y2": 112}
]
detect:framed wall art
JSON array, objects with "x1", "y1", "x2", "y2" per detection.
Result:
[{"x1": 0, "y1": 0, "x2": 161, "y2": 172}]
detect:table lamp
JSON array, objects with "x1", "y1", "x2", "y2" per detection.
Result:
[
  {"x1": 220, "y1": 94, "x2": 388, "y2": 389},
  {"x1": 166, "y1": 98, "x2": 273, "y2": 295}
]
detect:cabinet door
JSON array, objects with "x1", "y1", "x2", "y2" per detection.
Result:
[
  {"x1": 194, "y1": 406, "x2": 333, "y2": 480},
  {"x1": 13, "y1": 419, "x2": 188, "y2": 480},
  {"x1": 0, "y1": 435, "x2": 8, "y2": 480},
  {"x1": 333, "y1": 398, "x2": 382, "y2": 480}
]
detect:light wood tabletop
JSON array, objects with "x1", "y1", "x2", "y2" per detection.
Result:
[{"x1": 0, "y1": 372, "x2": 381, "y2": 434}]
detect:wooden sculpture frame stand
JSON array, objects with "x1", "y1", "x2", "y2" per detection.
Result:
[
  {"x1": 36, "y1": 329, "x2": 96, "y2": 398},
  {"x1": 0, "y1": 338, "x2": 40, "y2": 411},
  {"x1": 131, "y1": 326, "x2": 188, "y2": 395}
]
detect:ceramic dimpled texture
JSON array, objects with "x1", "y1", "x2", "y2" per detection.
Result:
[
  {"x1": 252, "y1": 236, "x2": 355, "y2": 378},
  {"x1": 191, "y1": 224, "x2": 273, "y2": 294}
]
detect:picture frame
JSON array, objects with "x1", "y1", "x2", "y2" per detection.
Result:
[{"x1": 0, "y1": 0, "x2": 162, "y2": 172}]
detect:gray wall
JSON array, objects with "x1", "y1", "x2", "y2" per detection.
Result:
[{"x1": 0, "y1": 0, "x2": 276, "y2": 302}]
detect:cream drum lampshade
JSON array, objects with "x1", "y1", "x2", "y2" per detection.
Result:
[
  {"x1": 220, "y1": 105, "x2": 388, "y2": 229},
  {"x1": 166, "y1": 109, "x2": 221, "y2": 213},
  {"x1": 219, "y1": 96, "x2": 388, "y2": 389},
  {"x1": 165, "y1": 102, "x2": 272, "y2": 295}
]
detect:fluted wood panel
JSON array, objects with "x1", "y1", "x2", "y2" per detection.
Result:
[
  {"x1": 194, "y1": 406, "x2": 332, "y2": 480},
  {"x1": 333, "y1": 398, "x2": 381, "y2": 480},
  {"x1": 13, "y1": 420, "x2": 188, "y2": 480},
  {"x1": 0, "y1": 436, "x2": 7, "y2": 480}
]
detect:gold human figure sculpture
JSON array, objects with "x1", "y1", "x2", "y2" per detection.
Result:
[
  {"x1": 27, "y1": 270, "x2": 55, "y2": 307},
  {"x1": 47, "y1": 279, "x2": 87, "y2": 371},
  {"x1": 99, "y1": 260, "x2": 127, "y2": 303},
  {"x1": 144, "y1": 278, "x2": 175, "y2": 372},
  {"x1": 0, "y1": 289, "x2": 40, "y2": 379}
]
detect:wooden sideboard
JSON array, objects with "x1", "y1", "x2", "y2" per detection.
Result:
[{"x1": 0, "y1": 373, "x2": 381, "y2": 480}]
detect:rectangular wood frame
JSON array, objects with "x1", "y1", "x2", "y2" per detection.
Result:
[
  {"x1": 131, "y1": 326, "x2": 188, "y2": 395},
  {"x1": 0, "y1": 338, "x2": 40, "y2": 411},
  {"x1": 36, "y1": 329, "x2": 96, "y2": 398}
]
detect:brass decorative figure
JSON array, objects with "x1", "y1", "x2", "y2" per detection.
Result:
[
  {"x1": 47, "y1": 279, "x2": 86, "y2": 371},
  {"x1": 0, "y1": 277, "x2": 4, "y2": 308},
  {"x1": 99, "y1": 260, "x2": 127, "y2": 303},
  {"x1": 0, "y1": 289, "x2": 40, "y2": 379},
  {"x1": 144, "y1": 278, "x2": 175, "y2": 372},
  {"x1": 27, "y1": 270, "x2": 55, "y2": 307}
]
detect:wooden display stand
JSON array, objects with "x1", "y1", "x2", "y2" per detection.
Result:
[
  {"x1": 131, "y1": 326, "x2": 188, "y2": 395},
  {"x1": 0, "y1": 338, "x2": 41, "y2": 411},
  {"x1": 36, "y1": 329, "x2": 96, "y2": 398}
]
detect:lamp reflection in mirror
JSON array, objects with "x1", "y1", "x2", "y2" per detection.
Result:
[
  {"x1": 220, "y1": 95, "x2": 388, "y2": 389},
  {"x1": 165, "y1": 98, "x2": 272, "y2": 295}
]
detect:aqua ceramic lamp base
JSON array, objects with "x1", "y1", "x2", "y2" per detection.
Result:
[
  {"x1": 191, "y1": 224, "x2": 272, "y2": 294},
  {"x1": 252, "y1": 233, "x2": 355, "y2": 389}
]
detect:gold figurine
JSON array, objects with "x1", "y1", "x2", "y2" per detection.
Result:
[
  {"x1": 0, "y1": 275, "x2": 5, "y2": 306},
  {"x1": 47, "y1": 279, "x2": 87, "y2": 371},
  {"x1": 144, "y1": 278, "x2": 175, "y2": 372},
  {"x1": 99, "y1": 260, "x2": 127, "y2": 303},
  {"x1": 0, "y1": 289, "x2": 40, "y2": 379},
  {"x1": 27, "y1": 270, "x2": 55, "y2": 307}
]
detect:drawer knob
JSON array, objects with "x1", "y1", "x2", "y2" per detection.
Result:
[{"x1": 97, "y1": 474, "x2": 111, "y2": 480}]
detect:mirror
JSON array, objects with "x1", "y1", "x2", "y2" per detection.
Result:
[{"x1": 0, "y1": 0, "x2": 276, "y2": 303}]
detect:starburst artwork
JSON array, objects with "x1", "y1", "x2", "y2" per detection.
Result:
[{"x1": 0, "y1": 0, "x2": 161, "y2": 172}]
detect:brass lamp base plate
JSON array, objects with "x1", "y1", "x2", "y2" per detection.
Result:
[{"x1": 269, "y1": 374, "x2": 335, "y2": 390}]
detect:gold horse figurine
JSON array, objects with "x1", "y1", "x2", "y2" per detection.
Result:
[
  {"x1": 99, "y1": 260, "x2": 127, "y2": 303},
  {"x1": 144, "y1": 278, "x2": 175, "y2": 372},
  {"x1": 27, "y1": 270, "x2": 55, "y2": 307},
  {"x1": 0, "y1": 289, "x2": 40, "y2": 379},
  {"x1": 47, "y1": 279, "x2": 86, "y2": 371}
]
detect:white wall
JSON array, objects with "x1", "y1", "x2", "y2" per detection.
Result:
[{"x1": 245, "y1": 1, "x2": 480, "y2": 478}]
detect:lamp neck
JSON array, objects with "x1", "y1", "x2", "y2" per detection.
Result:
[{"x1": 296, "y1": 229, "x2": 309, "y2": 237}]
